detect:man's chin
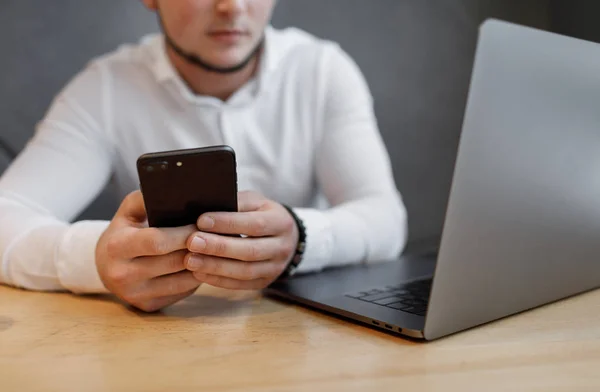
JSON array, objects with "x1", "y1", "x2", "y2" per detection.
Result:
[
  {"x1": 210, "y1": 58, "x2": 251, "y2": 70},
  {"x1": 210, "y1": 49, "x2": 256, "y2": 66},
  {"x1": 200, "y1": 52, "x2": 258, "y2": 74},
  {"x1": 164, "y1": 29, "x2": 264, "y2": 74}
]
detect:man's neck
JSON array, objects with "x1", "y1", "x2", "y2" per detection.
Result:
[{"x1": 165, "y1": 46, "x2": 260, "y2": 102}]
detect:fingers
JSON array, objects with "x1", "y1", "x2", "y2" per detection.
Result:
[
  {"x1": 132, "y1": 250, "x2": 188, "y2": 279},
  {"x1": 192, "y1": 273, "x2": 271, "y2": 290},
  {"x1": 117, "y1": 270, "x2": 200, "y2": 313},
  {"x1": 137, "y1": 288, "x2": 199, "y2": 313},
  {"x1": 187, "y1": 231, "x2": 293, "y2": 262},
  {"x1": 100, "y1": 191, "x2": 207, "y2": 313},
  {"x1": 100, "y1": 251, "x2": 190, "y2": 292},
  {"x1": 142, "y1": 271, "x2": 200, "y2": 302},
  {"x1": 197, "y1": 210, "x2": 288, "y2": 237},
  {"x1": 186, "y1": 254, "x2": 286, "y2": 281},
  {"x1": 109, "y1": 224, "x2": 197, "y2": 259},
  {"x1": 237, "y1": 190, "x2": 268, "y2": 212}
]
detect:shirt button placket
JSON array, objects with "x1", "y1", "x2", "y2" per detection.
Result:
[{"x1": 219, "y1": 106, "x2": 234, "y2": 148}]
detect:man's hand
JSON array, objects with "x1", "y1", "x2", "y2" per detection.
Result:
[
  {"x1": 95, "y1": 191, "x2": 201, "y2": 312},
  {"x1": 185, "y1": 191, "x2": 299, "y2": 290}
]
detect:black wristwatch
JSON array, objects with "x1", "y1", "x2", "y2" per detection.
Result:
[{"x1": 279, "y1": 204, "x2": 307, "y2": 278}]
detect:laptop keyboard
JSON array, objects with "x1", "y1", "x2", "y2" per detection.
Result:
[{"x1": 345, "y1": 278, "x2": 432, "y2": 317}]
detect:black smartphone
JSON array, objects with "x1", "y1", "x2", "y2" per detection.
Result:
[{"x1": 136, "y1": 145, "x2": 238, "y2": 228}]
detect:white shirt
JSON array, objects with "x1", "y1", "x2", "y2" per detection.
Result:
[{"x1": 0, "y1": 26, "x2": 408, "y2": 293}]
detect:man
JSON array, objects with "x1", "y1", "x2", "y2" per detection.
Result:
[{"x1": 0, "y1": 0, "x2": 407, "y2": 312}]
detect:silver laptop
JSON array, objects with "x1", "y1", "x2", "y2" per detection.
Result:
[{"x1": 264, "y1": 19, "x2": 600, "y2": 340}]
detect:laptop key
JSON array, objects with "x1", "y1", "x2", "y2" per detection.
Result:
[
  {"x1": 373, "y1": 295, "x2": 405, "y2": 305},
  {"x1": 401, "y1": 306, "x2": 419, "y2": 314},
  {"x1": 359, "y1": 292, "x2": 399, "y2": 302},
  {"x1": 387, "y1": 303, "x2": 424, "y2": 315},
  {"x1": 388, "y1": 289, "x2": 410, "y2": 296},
  {"x1": 345, "y1": 293, "x2": 365, "y2": 299},
  {"x1": 346, "y1": 288, "x2": 393, "y2": 299},
  {"x1": 351, "y1": 289, "x2": 381, "y2": 298},
  {"x1": 387, "y1": 302, "x2": 410, "y2": 310},
  {"x1": 399, "y1": 295, "x2": 419, "y2": 302},
  {"x1": 347, "y1": 278, "x2": 432, "y2": 314},
  {"x1": 401, "y1": 298, "x2": 427, "y2": 307}
]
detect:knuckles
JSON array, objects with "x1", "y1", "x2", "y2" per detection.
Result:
[
  {"x1": 278, "y1": 242, "x2": 294, "y2": 262},
  {"x1": 239, "y1": 264, "x2": 259, "y2": 281},
  {"x1": 282, "y1": 213, "x2": 295, "y2": 234},
  {"x1": 141, "y1": 228, "x2": 166, "y2": 255},
  {"x1": 105, "y1": 264, "x2": 133, "y2": 285},
  {"x1": 248, "y1": 244, "x2": 262, "y2": 261},
  {"x1": 104, "y1": 235, "x2": 124, "y2": 259},
  {"x1": 213, "y1": 239, "x2": 227, "y2": 256},
  {"x1": 250, "y1": 217, "x2": 268, "y2": 236}
]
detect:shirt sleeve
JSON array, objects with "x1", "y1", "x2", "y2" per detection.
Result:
[
  {"x1": 0, "y1": 62, "x2": 115, "y2": 293},
  {"x1": 292, "y1": 44, "x2": 408, "y2": 274}
]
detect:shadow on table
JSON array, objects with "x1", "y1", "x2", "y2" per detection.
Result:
[
  {"x1": 128, "y1": 289, "x2": 281, "y2": 320},
  {"x1": 0, "y1": 315, "x2": 15, "y2": 331}
]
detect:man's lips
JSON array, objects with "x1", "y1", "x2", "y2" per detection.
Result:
[{"x1": 208, "y1": 30, "x2": 249, "y2": 44}]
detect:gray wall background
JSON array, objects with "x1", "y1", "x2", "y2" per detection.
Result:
[{"x1": 0, "y1": 1, "x2": 598, "y2": 254}]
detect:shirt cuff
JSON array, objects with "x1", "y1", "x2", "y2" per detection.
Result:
[
  {"x1": 289, "y1": 208, "x2": 333, "y2": 274},
  {"x1": 55, "y1": 220, "x2": 110, "y2": 294}
]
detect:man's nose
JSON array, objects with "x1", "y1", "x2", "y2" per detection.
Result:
[{"x1": 215, "y1": 0, "x2": 247, "y2": 16}]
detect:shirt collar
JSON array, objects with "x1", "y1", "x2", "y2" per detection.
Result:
[{"x1": 151, "y1": 25, "x2": 278, "y2": 94}]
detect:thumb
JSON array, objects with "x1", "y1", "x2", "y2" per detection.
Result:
[{"x1": 115, "y1": 190, "x2": 148, "y2": 226}]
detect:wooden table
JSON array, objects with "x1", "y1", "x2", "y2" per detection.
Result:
[{"x1": 1, "y1": 284, "x2": 599, "y2": 392}]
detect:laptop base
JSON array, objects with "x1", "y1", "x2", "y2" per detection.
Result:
[{"x1": 264, "y1": 255, "x2": 436, "y2": 339}]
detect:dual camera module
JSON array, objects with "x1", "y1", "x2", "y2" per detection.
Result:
[{"x1": 144, "y1": 161, "x2": 183, "y2": 172}]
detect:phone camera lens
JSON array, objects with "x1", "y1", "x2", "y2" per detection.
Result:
[
  {"x1": 160, "y1": 163, "x2": 168, "y2": 170},
  {"x1": 146, "y1": 166, "x2": 154, "y2": 172}
]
